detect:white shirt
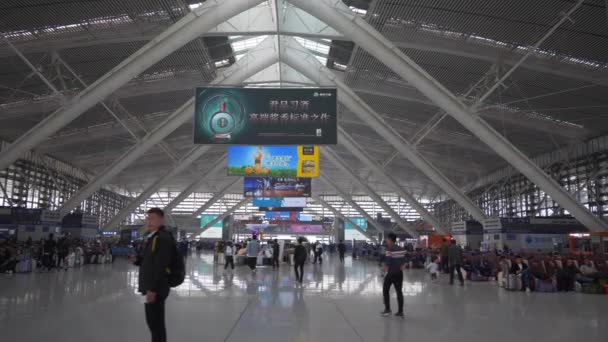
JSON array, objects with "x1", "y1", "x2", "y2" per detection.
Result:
[{"x1": 225, "y1": 246, "x2": 233, "y2": 256}]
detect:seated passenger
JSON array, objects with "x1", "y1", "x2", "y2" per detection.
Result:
[{"x1": 510, "y1": 256, "x2": 532, "y2": 291}]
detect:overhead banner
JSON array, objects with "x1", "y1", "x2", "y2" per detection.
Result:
[
  {"x1": 264, "y1": 211, "x2": 300, "y2": 220},
  {"x1": 253, "y1": 197, "x2": 307, "y2": 208},
  {"x1": 194, "y1": 87, "x2": 337, "y2": 145},
  {"x1": 345, "y1": 217, "x2": 367, "y2": 231},
  {"x1": 291, "y1": 224, "x2": 324, "y2": 234},
  {"x1": 260, "y1": 207, "x2": 304, "y2": 212},
  {"x1": 244, "y1": 177, "x2": 312, "y2": 197},
  {"x1": 228, "y1": 146, "x2": 319, "y2": 177}
]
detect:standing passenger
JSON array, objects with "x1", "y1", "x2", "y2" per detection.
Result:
[
  {"x1": 381, "y1": 233, "x2": 405, "y2": 318},
  {"x1": 246, "y1": 235, "x2": 260, "y2": 273},
  {"x1": 448, "y1": 239, "x2": 465, "y2": 286},
  {"x1": 224, "y1": 241, "x2": 235, "y2": 271},
  {"x1": 294, "y1": 237, "x2": 307, "y2": 284},
  {"x1": 133, "y1": 208, "x2": 174, "y2": 342},
  {"x1": 337, "y1": 240, "x2": 346, "y2": 263},
  {"x1": 272, "y1": 239, "x2": 280, "y2": 270}
]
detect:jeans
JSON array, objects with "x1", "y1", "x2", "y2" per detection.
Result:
[
  {"x1": 383, "y1": 272, "x2": 404, "y2": 313},
  {"x1": 145, "y1": 294, "x2": 167, "y2": 342},
  {"x1": 449, "y1": 264, "x2": 464, "y2": 285},
  {"x1": 224, "y1": 256, "x2": 234, "y2": 270},
  {"x1": 294, "y1": 261, "x2": 304, "y2": 283}
]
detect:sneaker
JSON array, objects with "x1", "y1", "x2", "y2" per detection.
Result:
[
  {"x1": 395, "y1": 312, "x2": 404, "y2": 318},
  {"x1": 380, "y1": 310, "x2": 392, "y2": 317}
]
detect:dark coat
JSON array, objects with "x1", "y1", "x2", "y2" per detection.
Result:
[
  {"x1": 294, "y1": 244, "x2": 307, "y2": 263},
  {"x1": 135, "y1": 228, "x2": 173, "y2": 297}
]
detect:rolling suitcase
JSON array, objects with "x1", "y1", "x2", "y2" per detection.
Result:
[
  {"x1": 535, "y1": 280, "x2": 557, "y2": 292},
  {"x1": 506, "y1": 274, "x2": 521, "y2": 291},
  {"x1": 16, "y1": 258, "x2": 32, "y2": 273}
]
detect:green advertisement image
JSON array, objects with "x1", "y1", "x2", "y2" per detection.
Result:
[{"x1": 194, "y1": 87, "x2": 337, "y2": 145}]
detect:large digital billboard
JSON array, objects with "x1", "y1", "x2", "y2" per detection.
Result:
[
  {"x1": 253, "y1": 197, "x2": 307, "y2": 208},
  {"x1": 244, "y1": 177, "x2": 311, "y2": 197},
  {"x1": 194, "y1": 87, "x2": 337, "y2": 145},
  {"x1": 228, "y1": 145, "x2": 319, "y2": 177}
]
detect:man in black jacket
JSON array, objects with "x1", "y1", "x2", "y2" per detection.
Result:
[
  {"x1": 294, "y1": 238, "x2": 307, "y2": 284},
  {"x1": 272, "y1": 239, "x2": 280, "y2": 270},
  {"x1": 134, "y1": 208, "x2": 173, "y2": 342},
  {"x1": 337, "y1": 240, "x2": 346, "y2": 263}
]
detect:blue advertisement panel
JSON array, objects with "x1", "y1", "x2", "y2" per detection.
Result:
[
  {"x1": 200, "y1": 215, "x2": 222, "y2": 228},
  {"x1": 253, "y1": 197, "x2": 307, "y2": 208},
  {"x1": 264, "y1": 211, "x2": 301, "y2": 220},
  {"x1": 194, "y1": 87, "x2": 337, "y2": 145},
  {"x1": 244, "y1": 177, "x2": 311, "y2": 197},
  {"x1": 345, "y1": 217, "x2": 367, "y2": 231},
  {"x1": 228, "y1": 146, "x2": 319, "y2": 177}
]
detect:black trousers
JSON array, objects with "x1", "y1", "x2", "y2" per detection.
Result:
[
  {"x1": 247, "y1": 257, "x2": 257, "y2": 270},
  {"x1": 313, "y1": 253, "x2": 322, "y2": 264},
  {"x1": 449, "y1": 264, "x2": 464, "y2": 285},
  {"x1": 440, "y1": 257, "x2": 449, "y2": 273},
  {"x1": 294, "y1": 261, "x2": 304, "y2": 283},
  {"x1": 383, "y1": 272, "x2": 404, "y2": 313},
  {"x1": 224, "y1": 256, "x2": 234, "y2": 270},
  {"x1": 339, "y1": 251, "x2": 345, "y2": 263},
  {"x1": 272, "y1": 256, "x2": 280, "y2": 269},
  {"x1": 145, "y1": 295, "x2": 167, "y2": 342}
]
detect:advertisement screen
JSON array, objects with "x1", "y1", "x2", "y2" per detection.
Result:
[
  {"x1": 200, "y1": 215, "x2": 222, "y2": 228},
  {"x1": 345, "y1": 217, "x2": 367, "y2": 231},
  {"x1": 253, "y1": 197, "x2": 307, "y2": 208},
  {"x1": 264, "y1": 211, "x2": 300, "y2": 220},
  {"x1": 290, "y1": 224, "x2": 323, "y2": 234},
  {"x1": 228, "y1": 145, "x2": 319, "y2": 177},
  {"x1": 260, "y1": 207, "x2": 303, "y2": 212},
  {"x1": 244, "y1": 177, "x2": 311, "y2": 197},
  {"x1": 194, "y1": 87, "x2": 337, "y2": 145}
]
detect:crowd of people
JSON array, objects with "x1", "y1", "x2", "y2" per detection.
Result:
[{"x1": 0, "y1": 234, "x2": 114, "y2": 274}]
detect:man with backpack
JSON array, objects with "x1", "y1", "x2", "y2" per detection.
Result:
[{"x1": 133, "y1": 208, "x2": 184, "y2": 342}]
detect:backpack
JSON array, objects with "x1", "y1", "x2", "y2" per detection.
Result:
[{"x1": 151, "y1": 232, "x2": 185, "y2": 288}]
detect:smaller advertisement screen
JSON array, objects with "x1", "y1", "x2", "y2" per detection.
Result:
[
  {"x1": 244, "y1": 177, "x2": 311, "y2": 197},
  {"x1": 264, "y1": 211, "x2": 300, "y2": 220},
  {"x1": 299, "y1": 214, "x2": 313, "y2": 222},
  {"x1": 200, "y1": 214, "x2": 222, "y2": 228},
  {"x1": 290, "y1": 224, "x2": 323, "y2": 234},
  {"x1": 228, "y1": 146, "x2": 319, "y2": 178},
  {"x1": 260, "y1": 207, "x2": 304, "y2": 212},
  {"x1": 253, "y1": 197, "x2": 307, "y2": 208},
  {"x1": 345, "y1": 217, "x2": 367, "y2": 231}
]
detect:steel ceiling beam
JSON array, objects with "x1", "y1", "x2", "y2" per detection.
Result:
[
  {"x1": 164, "y1": 153, "x2": 228, "y2": 213},
  {"x1": 323, "y1": 147, "x2": 419, "y2": 237},
  {"x1": 338, "y1": 127, "x2": 447, "y2": 233},
  {"x1": 319, "y1": 173, "x2": 388, "y2": 234},
  {"x1": 475, "y1": 0, "x2": 585, "y2": 105},
  {"x1": 288, "y1": 0, "x2": 608, "y2": 232},
  {"x1": 281, "y1": 36, "x2": 487, "y2": 225},
  {"x1": 58, "y1": 38, "x2": 277, "y2": 217},
  {"x1": 0, "y1": 0, "x2": 266, "y2": 173},
  {"x1": 199, "y1": 198, "x2": 250, "y2": 232},
  {"x1": 191, "y1": 179, "x2": 242, "y2": 219},
  {"x1": 102, "y1": 146, "x2": 213, "y2": 231},
  {"x1": 312, "y1": 195, "x2": 378, "y2": 243}
]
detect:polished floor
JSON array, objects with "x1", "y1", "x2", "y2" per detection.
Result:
[{"x1": 1, "y1": 254, "x2": 607, "y2": 342}]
